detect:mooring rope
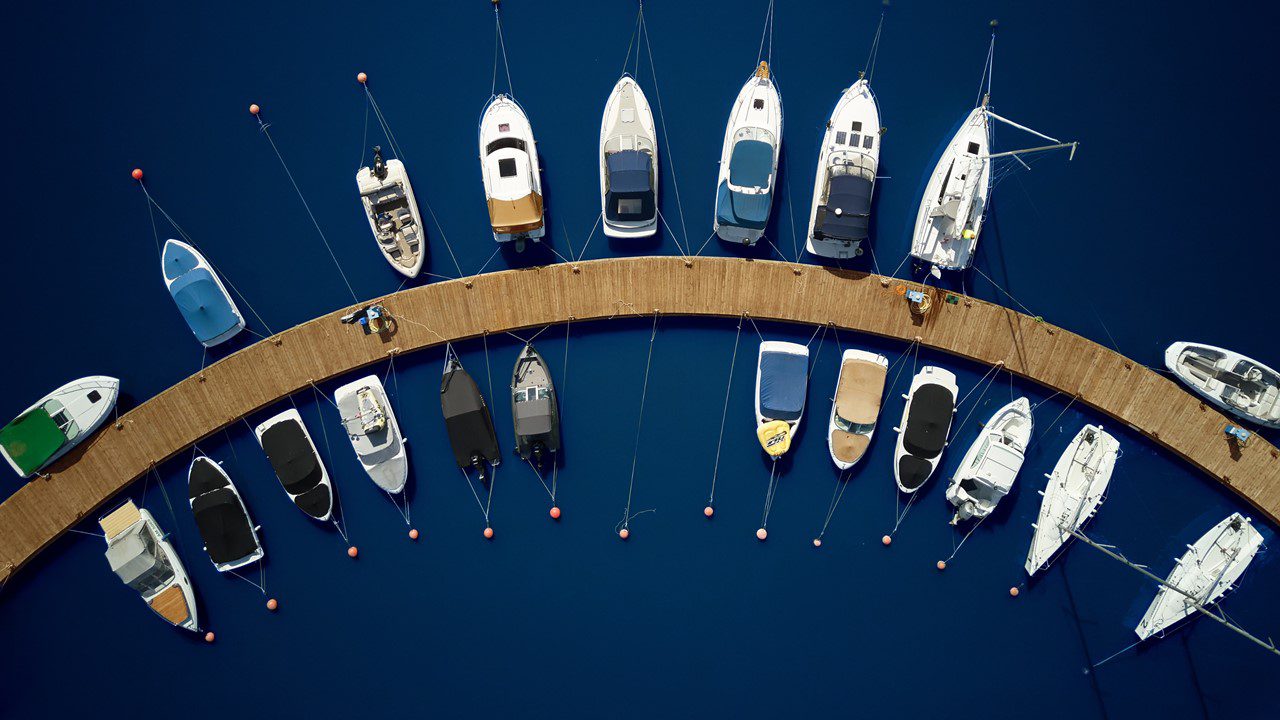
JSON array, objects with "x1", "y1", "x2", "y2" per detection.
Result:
[
  {"x1": 638, "y1": 5, "x2": 692, "y2": 254},
  {"x1": 620, "y1": 312, "x2": 660, "y2": 533},
  {"x1": 705, "y1": 315, "x2": 744, "y2": 510}
]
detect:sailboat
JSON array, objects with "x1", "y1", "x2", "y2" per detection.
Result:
[
  {"x1": 334, "y1": 375, "x2": 408, "y2": 495},
  {"x1": 161, "y1": 239, "x2": 246, "y2": 347},
  {"x1": 479, "y1": 94, "x2": 545, "y2": 252},
  {"x1": 356, "y1": 146, "x2": 425, "y2": 278},
  {"x1": 910, "y1": 31, "x2": 1077, "y2": 273},
  {"x1": 511, "y1": 344, "x2": 560, "y2": 468},
  {"x1": 755, "y1": 341, "x2": 808, "y2": 458},
  {"x1": 806, "y1": 78, "x2": 880, "y2": 259},
  {"x1": 441, "y1": 350, "x2": 501, "y2": 484},
  {"x1": 1024, "y1": 425, "x2": 1120, "y2": 575},
  {"x1": 945, "y1": 397, "x2": 1032, "y2": 524},
  {"x1": 0, "y1": 376, "x2": 119, "y2": 478},
  {"x1": 714, "y1": 62, "x2": 783, "y2": 246},
  {"x1": 101, "y1": 499, "x2": 199, "y2": 632},
  {"x1": 600, "y1": 75, "x2": 659, "y2": 238},
  {"x1": 1165, "y1": 342, "x2": 1280, "y2": 429}
]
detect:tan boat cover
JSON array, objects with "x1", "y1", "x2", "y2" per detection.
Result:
[
  {"x1": 149, "y1": 584, "x2": 191, "y2": 626},
  {"x1": 487, "y1": 193, "x2": 544, "y2": 234},
  {"x1": 99, "y1": 500, "x2": 141, "y2": 540},
  {"x1": 835, "y1": 359, "x2": 887, "y2": 424},
  {"x1": 831, "y1": 429, "x2": 871, "y2": 465}
]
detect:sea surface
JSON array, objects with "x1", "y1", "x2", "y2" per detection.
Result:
[{"x1": 1, "y1": 1, "x2": 1278, "y2": 718}]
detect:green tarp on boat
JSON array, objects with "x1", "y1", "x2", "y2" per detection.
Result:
[{"x1": 0, "y1": 409, "x2": 67, "y2": 475}]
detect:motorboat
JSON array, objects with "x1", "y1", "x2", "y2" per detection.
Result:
[
  {"x1": 335, "y1": 375, "x2": 408, "y2": 494},
  {"x1": 187, "y1": 455, "x2": 264, "y2": 572},
  {"x1": 600, "y1": 75, "x2": 658, "y2": 238},
  {"x1": 254, "y1": 409, "x2": 334, "y2": 522},
  {"x1": 945, "y1": 397, "x2": 1032, "y2": 524},
  {"x1": 161, "y1": 239, "x2": 245, "y2": 347},
  {"x1": 479, "y1": 94, "x2": 545, "y2": 251},
  {"x1": 1024, "y1": 425, "x2": 1119, "y2": 575},
  {"x1": 755, "y1": 341, "x2": 809, "y2": 458},
  {"x1": 714, "y1": 61, "x2": 782, "y2": 246},
  {"x1": 442, "y1": 350, "x2": 501, "y2": 484},
  {"x1": 100, "y1": 499, "x2": 198, "y2": 632},
  {"x1": 1164, "y1": 342, "x2": 1280, "y2": 429},
  {"x1": 1135, "y1": 513, "x2": 1263, "y2": 640},
  {"x1": 892, "y1": 366, "x2": 958, "y2": 494},
  {"x1": 356, "y1": 146, "x2": 425, "y2": 278},
  {"x1": 511, "y1": 344, "x2": 560, "y2": 468},
  {"x1": 0, "y1": 376, "x2": 119, "y2": 478},
  {"x1": 827, "y1": 349, "x2": 887, "y2": 469},
  {"x1": 806, "y1": 79, "x2": 880, "y2": 259}
]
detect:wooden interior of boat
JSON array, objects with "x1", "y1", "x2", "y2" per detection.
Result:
[
  {"x1": 148, "y1": 584, "x2": 190, "y2": 626},
  {"x1": 835, "y1": 358, "x2": 885, "y2": 425},
  {"x1": 98, "y1": 500, "x2": 141, "y2": 540}
]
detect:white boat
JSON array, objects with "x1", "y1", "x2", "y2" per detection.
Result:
[
  {"x1": 1135, "y1": 513, "x2": 1263, "y2": 641},
  {"x1": 161, "y1": 239, "x2": 246, "y2": 347},
  {"x1": 0, "y1": 376, "x2": 119, "y2": 478},
  {"x1": 1024, "y1": 425, "x2": 1120, "y2": 575},
  {"x1": 1164, "y1": 342, "x2": 1280, "y2": 429},
  {"x1": 334, "y1": 375, "x2": 408, "y2": 495},
  {"x1": 479, "y1": 94, "x2": 545, "y2": 251},
  {"x1": 755, "y1": 341, "x2": 809, "y2": 458},
  {"x1": 254, "y1": 409, "x2": 335, "y2": 522},
  {"x1": 910, "y1": 37, "x2": 1076, "y2": 273},
  {"x1": 356, "y1": 146, "x2": 425, "y2": 278},
  {"x1": 714, "y1": 62, "x2": 783, "y2": 246},
  {"x1": 806, "y1": 79, "x2": 880, "y2": 259},
  {"x1": 188, "y1": 456, "x2": 264, "y2": 572},
  {"x1": 599, "y1": 75, "x2": 659, "y2": 238},
  {"x1": 100, "y1": 499, "x2": 199, "y2": 632},
  {"x1": 945, "y1": 397, "x2": 1032, "y2": 524},
  {"x1": 827, "y1": 349, "x2": 888, "y2": 469},
  {"x1": 893, "y1": 366, "x2": 958, "y2": 494}
]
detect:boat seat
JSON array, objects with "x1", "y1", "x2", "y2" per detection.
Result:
[{"x1": 830, "y1": 428, "x2": 870, "y2": 465}]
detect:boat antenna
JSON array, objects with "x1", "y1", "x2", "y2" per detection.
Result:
[
  {"x1": 975, "y1": 20, "x2": 997, "y2": 108},
  {"x1": 860, "y1": 2, "x2": 888, "y2": 81}
]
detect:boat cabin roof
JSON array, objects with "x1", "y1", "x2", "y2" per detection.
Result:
[
  {"x1": 815, "y1": 175, "x2": 873, "y2": 241},
  {"x1": 0, "y1": 408, "x2": 67, "y2": 476},
  {"x1": 170, "y1": 268, "x2": 241, "y2": 344},
  {"x1": 729, "y1": 139, "x2": 774, "y2": 189}
]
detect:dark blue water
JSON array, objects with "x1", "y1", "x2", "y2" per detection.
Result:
[{"x1": 2, "y1": 1, "x2": 1278, "y2": 717}]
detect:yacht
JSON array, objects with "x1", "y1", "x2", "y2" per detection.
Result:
[
  {"x1": 356, "y1": 146, "x2": 425, "y2": 278},
  {"x1": 715, "y1": 62, "x2": 783, "y2": 246},
  {"x1": 479, "y1": 94, "x2": 545, "y2": 251},
  {"x1": 806, "y1": 79, "x2": 880, "y2": 259},
  {"x1": 945, "y1": 397, "x2": 1032, "y2": 524},
  {"x1": 600, "y1": 75, "x2": 659, "y2": 238},
  {"x1": 1165, "y1": 342, "x2": 1280, "y2": 429},
  {"x1": 0, "y1": 376, "x2": 119, "y2": 478},
  {"x1": 893, "y1": 367, "x2": 958, "y2": 494},
  {"x1": 827, "y1": 349, "x2": 887, "y2": 469}
]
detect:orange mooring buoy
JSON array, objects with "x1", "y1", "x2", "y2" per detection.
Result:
[
  {"x1": 347, "y1": 546, "x2": 358, "y2": 558},
  {"x1": 1010, "y1": 587, "x2": 1020, "y2": 598},
  {"x1": 409, "y1": 528, "x2": 419, "y2": 540},
  {"x1": 266, "y1": 598, "x2": 278, "y2": 612},
  {"x1": 249, "y1": 103, "x2": 261, "y2": 116},
  {"x1": 936, "y1": 560, "x2": 947, "y2": 571},
  {"x1": 619, "y1": 528, "x2": 630, "y2": 540},
  {"x1": 881, "y1": 535, "x2": 892, "y2": 546},
  {"x1": 357, "y1": 72, "x2": 368, "y2": 84},
  {"x1": 483, "y1": 527, "x2": 494, "y2": 540},
  {"x1": 813, "y1": 538, "x2": 822, "y2": 548},
  {"x1": 204, "y1": 631, "x2": 215, "y2": 643},
  {"x1": 131, "y1": 168, "x2": 143, "y2": 181},
  {"x1": 549, "y1": 506, "x2": 561, "y2": 520},
  {"x1": 756, "y1": 528, "x2": 768, "y2": 541},
  {"x1": 703, "y1": 506, "x2": 714, "y2": 518}
]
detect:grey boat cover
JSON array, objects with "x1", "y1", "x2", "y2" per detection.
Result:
[
  {"x1": 759, "y1": 351, "x2": 808, "y2": 422},
  {"x1": 441, "y1": 359, "x2": 500, "y2": 468},
  {"x1": 106, "y1": 527, "x2": 171, "y2": 595},
  {"x1": 814, "y1": 175, "x2": 873, "y2": 241},
  {"x1": 188, "y1": 459, "x2": 258, "y2": 565},
  {"x1": 515, "y1": 397, "x2": 553, "y2": 436},
  {"x1": 260, "y1": 420, "x2": 332, "y2": 519}
]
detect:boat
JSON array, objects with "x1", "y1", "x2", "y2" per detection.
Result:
[
  {"x1": 755, "y1": 341, "x2": 809, "y2": 458},
  {"x1": 1164, "y1": 342, "x2": 1280, "y2": 429},
  {"x1": 187, "y1": 456, "x2": 264, "y2": 572},
  {"x1": 334, "y1": 375, "x2": 408, "y2": 494},
  {"x1": 100, "y1": 499, "x2": 198, "y2": 632},
  {"x1": 0, "y1": 376, "x2": 119, "y2": 478},
  {"x1": 1024, "y1": 425, "x2": 1120, "y2": 575},
  {"x1": 511, "y1": 344, "x2": 560, "y2": 468},
  {"x1": 910, "y1": 36, "x2": 1076, "y2": 273},
  {"x1": 356, "y1": 146, "x2": 425, "y2": 278},
  {"x1": 1136, "y1": 513, "x2": 1263, "y2": 640},
  {"x1": 441, "y1": 351, "x2": 501, "y2": 484},
  {"x1": 161, "y1": 239, "x2": 246, "y2": 347},
  {"x1": 827, "y1": 349, "x2": 888, "y2": 469},
  {"x1": 479, "y1": 94, "x2": 545, "y2": 251},
  {"x1": 892, "y1": 366, "x2": 958, "y2": 494},
  {"x1": 714, "y1": 61, "x2": 783, "y2": 246},
  {"x1": 805, "y1": 79, "x2": 880, "y2": 259},
  {"x1": 254, "y1": 409, "x2": 335, "y2": 522},
  {"x1": 945, "y1": 397, "x2": 1032, "y2": 524},
  {"x1": 599, "y1": 75, "x2": 659, "y2": 238}
]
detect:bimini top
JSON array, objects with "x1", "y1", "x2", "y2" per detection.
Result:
[
  {"x1": 0, "y1": 409, "x2": 66, "y2": 476},
  {"x1": 441, "y1": 359, "x2": 500, "y2": 468},
  {"x1": 188, "y1": 459, "x2": 258, "y2": 566},
  {"x1": 759, "y1": 351, "x2": 808, "y2": 422},
  {"x1": 106, "y1": 524, "x2": 171, "y2": 594},
  {"x1": 605, "y1": 150, "x2": 655, "y2": 223},
  {"x1": 259, "y1": 420, "x2": 330, "y2": 518},
  {"x1": 162, "y1": 241, "x2": 242, "y2": 346},
  {"x1": 815, "y1": 174, "x2": 873, "y2": 241}
]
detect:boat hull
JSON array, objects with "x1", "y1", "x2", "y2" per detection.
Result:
[
  {"x1": 1164, "y1": 342, "x2": 1280, "y2": 429},
  {"x1": 479, "y1": 95, "x2": 545, "y2": 246},
  {"x1": 714, "y1": 65, "x2": 782, "y2": 247},
  {"x1": 1024, "y1": 425, "x2": 1119, "y2": 575},
  {"x1": 945, "y1": 397, "x2": 1032, "y2": 524},
  {"x1": 806, "y1": 80, "x2": 880, "y2": 260},
  {"x1": 755, "y1": 341, "x2": 809, "y2": 457},
  {"x1": 254, "y1": 409, "x2": 335, "y2": 522},
  {"x1": 357, "y1": 158, "x2": 426, "y2": 278},
  {"x1": 0, "y1": 375, "x2": 119, "y2": 478},
  {"x1": 910, "y1": 107, "x2": 991, "y2": 271},
  {"x1": 599, "y1": 75, "x2": 659, "y2": 239},
  {"x1": 827, "y1": 348, "x2": 887, "y2": 469},
  {"x1": 335, "y1": 375, "x2": 409, "y2": 495},
  {"x1": 892, "y1": 367, "x2": 958, "y2": 494}
]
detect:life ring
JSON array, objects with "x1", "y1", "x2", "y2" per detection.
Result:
[{"x1": 895, "y1": 285, "x2": 906, "y2": 296}]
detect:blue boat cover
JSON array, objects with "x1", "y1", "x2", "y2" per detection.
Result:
[
  {"x1": 728, "y1": 139, "x2": 773, "y2": 188},
  {"x1": 716, "y1": 181, "x2": 772, "y2": 230},
  {"x1": 814, "y1": 175, "x2": 873, "y2": 241},
  {"x1": 606, "y1": 150, "x2": 652, "y2": 193},
  {"x1": 162, "y1": 241, "x2": 200, "y2": 281},
  {"x1": 171, "y1": 268, "x2": 240, "y2": 343},
  {"x1": 759, "y1": 351, "x2": 807, "y2": 422}
]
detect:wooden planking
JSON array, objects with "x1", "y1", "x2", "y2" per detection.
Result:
[{"x1": 1, "y1": 256, "x2": 1278, "y2": 583}]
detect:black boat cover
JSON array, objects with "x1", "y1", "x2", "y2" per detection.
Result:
[
  {"x1": 813, "y1": 175, "x2": 873, "y2": 241},
  {"x1": 897, "y1": 454, "x2": 935, "y2": 492},
  {"x1": 441, "y1": 359, "x2": 500, "y2": 468},
  {"x1": 902, "y1": 383, "x2": 955, "y2": 459},
  {"x1": 188, "y1": 457, "x2": 229, "y2": 499},
  {"x1": 261, "y1": 419, "x2": 332, "y2": 519},
  {"x1": 192, "y1": 487, "x2": 258, "y2": 564}
]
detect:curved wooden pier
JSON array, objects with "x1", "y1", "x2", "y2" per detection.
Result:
[{"x1": 1, "y1": 257, "x2": 1277, "y2": 582}]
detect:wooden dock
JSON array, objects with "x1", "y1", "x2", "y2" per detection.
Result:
[{"x1": 1, "y1": 257, "x2": 1277, "y2": 583}]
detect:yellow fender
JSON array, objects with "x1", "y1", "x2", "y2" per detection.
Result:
[{"x1": 757, "y1": 420, "x2": 792, "y2": 457}]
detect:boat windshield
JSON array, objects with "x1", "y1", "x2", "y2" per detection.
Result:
[
  {"x1": 833, "y1": 414, "x2": 875, "y2": 435},
  {"x1": 486, "y1": 137, "x2": 527, "y2": 155},
  {"x1": 42, "y1": 399, "x2": 80, "y2": 440}
]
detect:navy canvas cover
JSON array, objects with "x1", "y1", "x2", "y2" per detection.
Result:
[{"x1": 759, "y1": 351, "x2": 807, "y2": 421}]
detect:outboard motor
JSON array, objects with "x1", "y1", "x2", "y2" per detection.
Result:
[
  {"x1": 372, "y1": 145, "x2": 388, "y2": 180},
  {"x1": 472, "y1": 454, "x2": 490, "y2": 486},
  {"x1": 531, "y1": 443, "x2": 545, "y2": 470}
]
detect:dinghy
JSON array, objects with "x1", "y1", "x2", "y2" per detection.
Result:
[
  {"x1": 442, "y1": 352, "x2": 501, "y2": 484},
  {"x1": 945, "y1": 397, "x2": 1032, "y2": 524},
  {"x1": 0, "y1": 376, "x2": 119, "y2": 478},
  {"x1": 755, "y1": 341, "x2": 808, "y2": 458},
  {"x1": 806, "y1": 79, "x2": 880, "y2": 259},
  {"x1": 479, "y1": 94, "x2": 545, "y2": 251},
  {"x1": 100, "y1": 499, "x2": 198, "y2": 632},
  {"x1": 892, "y1": 366, "x2": 958, "y2": 494},
  {"x1": 1135, "y1": 512, "x2": 1263, "y2": 641},
  {"x1": 827, "y1": 349, "x2": 887, "y2": 469},
  {"x1": 600, "y1": 75, "x2": 659, "y2": 238},
  {"x1": 511, "y1": 344, "x2": 560, "y2": 468},
  {"x1": 1024, "y1": 425, "x2": 1119, "y2": 575},
  {"x1": 356, "y1": 146, "x2": 425, "y2": 278},
  {"x1": 254, "y1": 409, "x2": 334, "y2": 522},
  {"x1": 188, "y1": 456, "x2": 264, "y2": 572},
  {"x1": 1164, "y1": 342, "x2": 1280, "y2": 429},
  {"x1": 715, "y1": 62, "x2": 782, "y2": 246},
  {"x1": 335, "y1": 375, "x2": 408, "y2": 494},
  {"x1": 161, "y1": 239, "x2": 246, "y2": 347}
]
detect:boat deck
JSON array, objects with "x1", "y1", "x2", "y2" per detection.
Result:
[
  {"x1": 148, "y1": 584, "x2": 190, "y2": 626},
  {"x1": 2, "y1": 257, "x2": 1279, "y2": 583}
]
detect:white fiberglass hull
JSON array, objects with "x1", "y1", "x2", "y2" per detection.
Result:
[
  {"x1": 806, "y1": 79, "x2": 880, "y2": 259},
  {"x1": 945, "y1": 397, "x2": 1032, "y2": 524},
  {"x1": 161, "y1": 239, "x2": 246, "y2": 348},
  {"x1": 334, "y1": 375, "x2": 408, "y2": 495},
  {"x1": 911, "y1": 107, "x2": 991, "y2": 271},
  {"x1": 357, "y1": 158, "x2": 426, "y2": 278},
  {"x1": 714, "y1": 64, "x2": 782, "y2": 247},
  {"x1": 892, "y1": 366, "x2": 958, "y2": 494},
  {"x1": 1024, "y1": 425, "x2": 1119, "y2": 575},
  {"x1": 1164, "y1": 342, "x2": 1280, "y2": 429},
  {"x1": 599, "y1": 75, "x2": 659, "y2": 238},
  {"x1": 254, "y1": 409, "x2": 335, "y2": 522},
  {"x1": 479, "y1": 95, "x2": 545, "y2": 247},
  {"x1": 755, "y1": 340, "x2": 808, "y2": 457},
  {"x1": 827, "y1": 348, "x2": 887, "y2": 469},
  {"x1": 1, "y1": 375, "x2": 119, "y2": 478}
]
